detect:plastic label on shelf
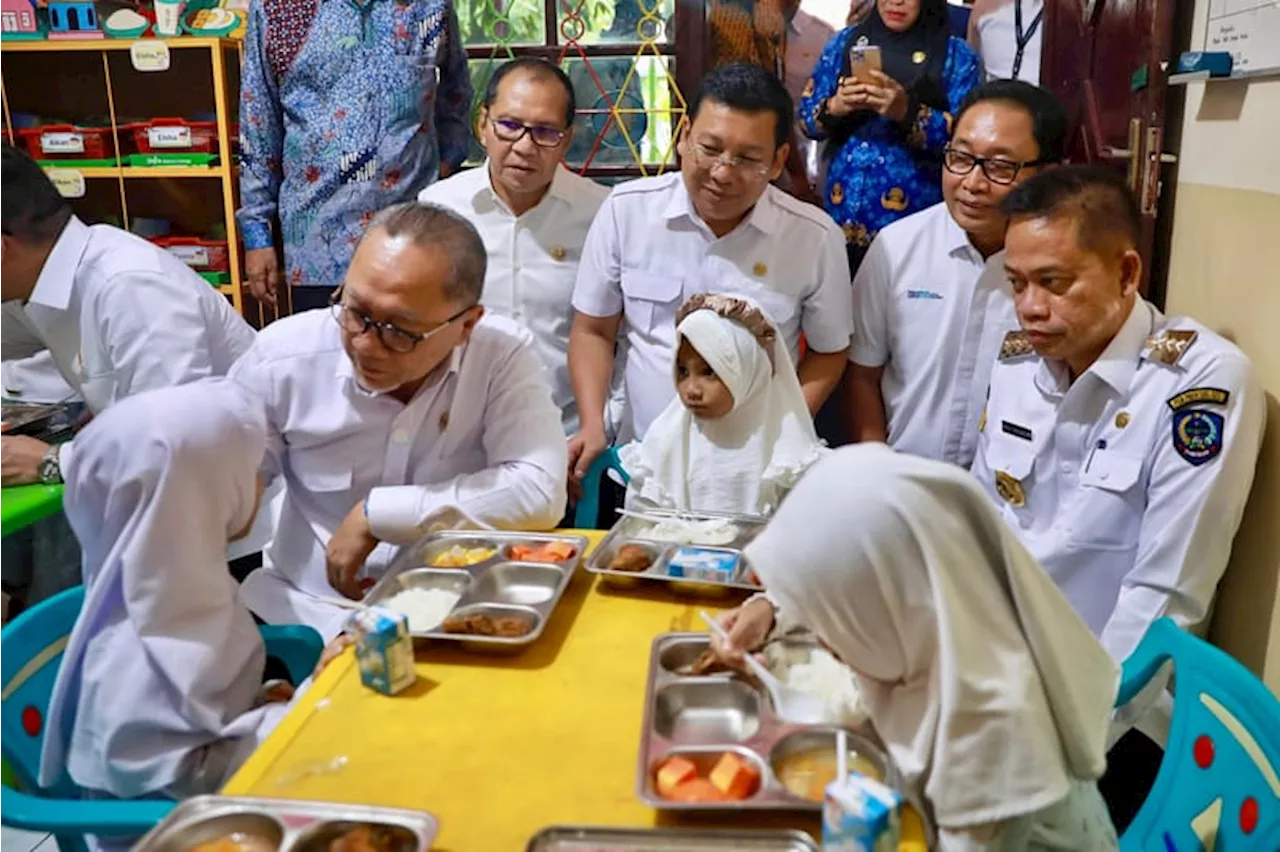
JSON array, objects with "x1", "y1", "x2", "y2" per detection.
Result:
[
  {"x1": 40, "y1": 132, "x2": 85, "y2": 154},
  {"x1": 130, "y1": 40, "x2": 172, "y2": 72},
  {"x1": 45, "y1": 169, "x2": 87, "y2": 200},
  {"x1": 148, "y1": 126, "x2": 192, "y2": 149},
  {"x1": 168, "y1": 245, "x2": 210, "y2": 267}
]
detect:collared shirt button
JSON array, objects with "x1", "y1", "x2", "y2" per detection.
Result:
[{"x1": 1060, "y1": 462, "x2": 1072, "y2": 474}]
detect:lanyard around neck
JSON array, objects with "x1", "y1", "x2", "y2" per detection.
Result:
[{"x1": 1011, "y1": 0, "x2": 1043, "y2": 80}]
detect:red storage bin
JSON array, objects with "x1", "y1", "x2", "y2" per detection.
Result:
[
  {"x1": 131, "y1": 118, "x2": 219, "y2": 154},
  {"x1": 17, "y1": 124, "x2": 116, "y2": 160},
  {"x1": 151, "y1": 237, "x2": 230, "y2": 273}
]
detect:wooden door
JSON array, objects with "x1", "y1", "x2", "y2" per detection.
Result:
[{"x1": 1041, "y1": 0, "x2": 1183, "y2": 297}]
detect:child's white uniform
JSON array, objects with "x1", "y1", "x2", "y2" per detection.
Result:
[
  {"x1": 620, "y1": 301, "x2": 825, "y2": 516},
  {"x1": 748, "y1": 445, "x2": 1120, "y2": 851},
  {"x1": 39, "y1": 380, "x2": 287, "y2": 804}
]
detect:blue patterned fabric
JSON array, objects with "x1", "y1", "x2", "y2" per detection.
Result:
[
  {"x1": 238, "y1": 0, "x2": 473, "y2": 289},
  {"x1": 797, "y1": 31, "x2": 979, "y2": 251}
]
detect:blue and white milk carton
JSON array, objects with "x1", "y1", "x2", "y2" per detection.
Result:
[
  {"x1": 822, "y1": 771, "x2": 902, "y2": 852},
  {"x1": 350, "y1": 606, "x2": 417, "y2": 696}
]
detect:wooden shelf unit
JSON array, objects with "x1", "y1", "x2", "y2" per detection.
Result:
[{"x1": 1, "y1": 37, "x2": 246, "y2": 311}]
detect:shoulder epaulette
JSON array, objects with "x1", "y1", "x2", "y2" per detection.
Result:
[
  {"x1": 1141, "y1": 329, "x2": 1198, "y2": 367},
  {"x1": 998, "y1": 330, "x2": 1034, "y2": 361}
]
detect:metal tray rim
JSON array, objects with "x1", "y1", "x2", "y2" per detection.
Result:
[
  {"x1": 525, "y1": 825, "x2": 818, "y2": 851},
  {"x1": 637, "y1": 633, "x2": 896, "y2": 814},
  {"x1": 366, "y1": 531, "x2": 589, "y2": 647},
  {"x1": 132, "y1": 794, "x2": 440, "y2": 852}
]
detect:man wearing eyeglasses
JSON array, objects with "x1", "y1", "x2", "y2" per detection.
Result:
[
  {"x1": 845, "y1": 79, "x2": 1065, "y2": 468},
  {"x1": 568, "y1": 62, "x2": 852, "y2": 484},
  {"x1": 229, "y1": 203, "x2": 568, "y2": 638},
  {"x1": 419, "y1": 58, "x2": 612, "y2": 438}
]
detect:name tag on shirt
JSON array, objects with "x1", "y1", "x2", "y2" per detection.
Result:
[
  {"x1": 906, "y1": 290, "x2": 943, "y2": 300},
  {"x1": 1001, "y1": 421, "x2": 1034, "y2": 441}
]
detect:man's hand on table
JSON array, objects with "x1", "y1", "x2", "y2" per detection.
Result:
[
  {"x1": 2, "y1": 435, "x2": 50, "y2": 486},
  {"x1": 326, "y1": 500, "x2": 380, "y2": 599}
]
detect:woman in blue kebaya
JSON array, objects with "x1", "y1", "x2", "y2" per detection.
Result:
[{"x1": 797, "y1": 0, "x2": 979, "y2": 270}]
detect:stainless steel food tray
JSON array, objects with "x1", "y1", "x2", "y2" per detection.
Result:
[
  {"x1": 526, "y1": 825, "x2": 818, "y2": 851},
  {"x1": 0, "y1": 402, "x2": 61, "y2": 434},
  {"x1": 586, "y1": 509, "x2": 769, "y2": 595},
  {"x1": 363, "y1": 529, "x2": 588, "y2": 653},
  {"x1": 637, "y1": 632, "x2": 896, "y2": 812},
  {"x1": 132, "y1": 795, "x2": 438, "y2": 852}
]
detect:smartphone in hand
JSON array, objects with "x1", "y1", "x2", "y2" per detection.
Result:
[{"x1": 849, "y1": 45, "x2": 883, "y2": 83}]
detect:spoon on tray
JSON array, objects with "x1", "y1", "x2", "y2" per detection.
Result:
[{"x1": 700, "y1": 610, "x2": 825, "y2": 725}]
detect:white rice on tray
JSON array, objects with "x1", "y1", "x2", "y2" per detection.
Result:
[
  {"x1": 768, "y1": 645, "x2": 865, "y2": 726},
  {"x1": 382, "y1": 587, "x2": 461, "y2": 633},
  {"x1": 644, "y1": 518, "x2": 739, "y2": 546}
]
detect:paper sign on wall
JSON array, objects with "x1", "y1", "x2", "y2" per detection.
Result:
[
  {"x1": 130, "y1": 40, "x2": 171, "y2": 72},
  {"x1": 45, "y1": 169, "x2": 86, "y2": 199}
]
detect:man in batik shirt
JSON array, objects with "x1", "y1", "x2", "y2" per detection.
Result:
[{"x1": 238, "y1": 0, "x2": 473, "y2": 313}]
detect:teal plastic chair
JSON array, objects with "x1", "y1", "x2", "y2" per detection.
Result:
[
  {"x1": 1, "y1": 586, "x2": 323, "y2": 852},
  {"x1": 1115, "y1": 617, "x2": 1280, "y2": 851},
  {"x1": 573, "y1": 446, "x2": 630, "y2": 529}
]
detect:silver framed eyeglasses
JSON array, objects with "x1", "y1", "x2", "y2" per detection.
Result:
[
  {"x1": 943, "y1": 146, "x2": 1046, "y2": 186},
  {"x1": 687, "y1": 142, "x2": 771, "y2": 177},
  {"x1": 329, "y1": 288, "x2": 474, "y2": 354},
  {"x1": 489, "y1": 117, "x2": 568, "y2": 148}
]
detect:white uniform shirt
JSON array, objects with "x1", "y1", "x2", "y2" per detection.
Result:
[
  {"x1": 972, "y1": 298, "x2": 1265, "y2": 670},
  {"x1": 2, "y1": 303, "x2": 79, "y2": 403},
  {"x1": 972, "y1": 0, "x2": 1043, "y2": 83},
  {"x1": 418, "y1": 163, "x2": 609, "y2": 434},
  {"x1": 572, "y1": 172, "x2": 852, "y2": 438},
  {"x1": 14, "y1": 217, "x2": 255, "y2": 414},
  {"x1": 229, "y1": 309, "x2": 568, "y2": 638},
  {"x1": 850, "y1": 203, "x2": 1017, "y2": 467}
]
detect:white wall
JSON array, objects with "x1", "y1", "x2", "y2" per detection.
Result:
[{"x1": 1165, "y1": 1, "x2": 1280, "y2": 691}]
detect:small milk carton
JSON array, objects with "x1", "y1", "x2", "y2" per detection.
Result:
[
  {"x1": 666, "y1": 547, "x2": 739, "y2": 582},
  {"x1": 350, "y1": 606, "x2": 417, "y2": 696},
  {"x1": 822, "y1": 771, "x2": 901, "y2": 852}
]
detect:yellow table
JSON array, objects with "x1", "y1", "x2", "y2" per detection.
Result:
[{"x1": 224, "y1": 531, "x2": 918, "y2": 850}]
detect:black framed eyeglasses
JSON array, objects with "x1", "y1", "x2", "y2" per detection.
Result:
[
  {"x1": 329, "y1": 288, "x2": 474, "y2": 354},
  {"x1": 489, "y1": 117, "x2": 568, "y2": 148},
  {"x1": 943, "y1": 146, "x2": 1046, "y2": 186}
]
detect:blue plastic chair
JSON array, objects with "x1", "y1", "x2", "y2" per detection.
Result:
[
  {"x1": 573, "y1": 446, "x2": 630, "y2": 529},
  {"x1": 2, "y1": 586, "x2": 324, "y2": 852},
  {"x1": 1115, "y1": 617, "x2": 1280, "y2": 851}
]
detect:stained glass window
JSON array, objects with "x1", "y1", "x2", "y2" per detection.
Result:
[{"x1": 459, "y1": 0, "x2": 692, "y2": 179}]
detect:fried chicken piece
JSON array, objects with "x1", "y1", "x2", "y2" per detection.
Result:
[
  {"x1": 441, "y1": 613, "x2": 533, "y2": 638},
  {"x1": 681, "y1": 648, "x2": 733, "y2": 676},
  {"x1": 608, "y1": 543, "x2": 654, "y2": 573}
]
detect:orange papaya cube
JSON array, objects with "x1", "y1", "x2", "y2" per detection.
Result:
[
  {"x1": 667, "y1": 778, "x2": 728, "y2": 803},
  {"x1": 655, "y1": 756, "x2": 698, "y2": 798},
  {"x1": 709, "y1": 752, "x2": 761, "y2": 800}
]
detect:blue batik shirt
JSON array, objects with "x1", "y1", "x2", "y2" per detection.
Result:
[
  {"x1": 238, "y1": 0, "x2": 472, "y2": 289},
  {"x1": 797, "y1": 31, "x2": 979, "y2": 251}
]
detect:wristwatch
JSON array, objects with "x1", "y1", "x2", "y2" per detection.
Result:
[{"x1": 38, "y1": 443, "x2": 63, "y2": 485}]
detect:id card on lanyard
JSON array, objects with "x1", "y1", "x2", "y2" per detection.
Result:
[{"x1": 1011, "y1": 0, "x2": 1043, "y2": 81}]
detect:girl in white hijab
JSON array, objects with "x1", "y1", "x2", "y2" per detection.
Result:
[
  {"x1": 745, "y1": 444, "x2": 1120, "y2": 850},
  {"x1": 39, "y1": 380, "x2": 290, "y2": 805},
  {"x1": 620, "y1": 293, "x2": 824, "y2": 516}
]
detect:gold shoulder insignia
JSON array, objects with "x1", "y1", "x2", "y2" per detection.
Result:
[
  {"x1": 1142, "y1": 329, "x2": 1198, "y2": 367},
  {"x1": 998, "y1": 331, "x2": 1034, "y2": 361}
]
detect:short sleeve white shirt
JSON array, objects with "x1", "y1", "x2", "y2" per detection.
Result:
[
  {"x1": 419, "y1": 163, "x2": 609, "y2": 434},
  {"x1": 850, "y1": 203, "x2": 1017, "y2": 467},
  {"x1": 572, "y1": 172, "x2": 852, "y2": 438}
]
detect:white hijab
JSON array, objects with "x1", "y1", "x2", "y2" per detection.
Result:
[
  {"x1": 39, "y1": 380, "x2": 281, "y2": 798},
  {"x1": 748, "y1": 445, "x2": 1118, "y2": 830},
  {"x1": 621, "y1": 298, "x2": 823, "y2": 515}
]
